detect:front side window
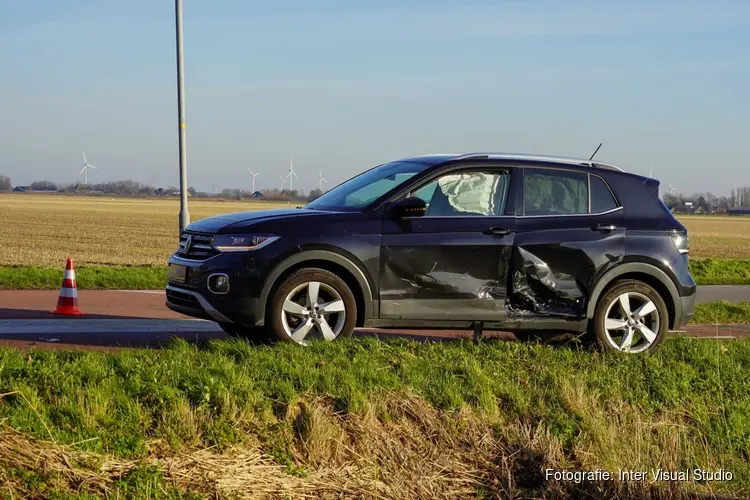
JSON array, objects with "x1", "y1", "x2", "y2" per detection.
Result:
[
  {"x1": 523, "y1": 168, "x2": 588, "y2": 215},
  {"x1": 407, "y1": 169, "x2": 511, "y2": 216}
]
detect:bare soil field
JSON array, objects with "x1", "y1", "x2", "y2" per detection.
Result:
[
  {"x1": 0, "y1": 195, "x2": 748, "y2": 267},
  {"x1": 678, "y1": 215, "x2": 750, "y2": 259},
  {"x1": 0, "y1": 194, "x2": 291, "y2": 267}
]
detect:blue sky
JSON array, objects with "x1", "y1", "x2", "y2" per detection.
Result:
[{"x1": 1, "y1": 0, "x2": 748, "y2": 195}]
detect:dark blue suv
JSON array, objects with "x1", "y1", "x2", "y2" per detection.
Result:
[{"x1": 166, "y1": 153, "x2": 696, "y2": 353}]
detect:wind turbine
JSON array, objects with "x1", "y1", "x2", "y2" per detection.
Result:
[
  {"x1": 668, "y1": 181, "x2": 678, "y2": 194},
  {"x1": 316, "y1": 169, "x2": 327, "y2": 191},
  {"x1": 279, "y1": 175, "x2": 286, "y2": 192},
  {"x1": 285, "y1": 156, "x2": 299, "y2": 192},
  {"x1": 248, "y1": 168, "x2": 259, "y2": 193},
  {"x1": 80, "y1": 152, "x2": 97, "y2": 185}
]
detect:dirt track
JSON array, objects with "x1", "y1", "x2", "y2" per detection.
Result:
[{"x1": 0, "y1": 290, "x2": 746, "y2": 352}]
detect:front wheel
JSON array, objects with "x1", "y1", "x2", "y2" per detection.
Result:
[
  {"x1": 590, "y1": 279, "x2": 669, "y2": 354},
  {"x1": 268, "y1": 268, "x2": 357, "y2": 346}
]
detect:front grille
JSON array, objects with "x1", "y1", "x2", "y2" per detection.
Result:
[
  {"x1": 166, "y1": 288, "x2": 201, "y2": 309},
  {"x1": 176, "y1": 231, "x2": 218, "y2": 260}
]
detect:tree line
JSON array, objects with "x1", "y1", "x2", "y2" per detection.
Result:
[
  {"x1": 5, "y1": 174, "x2": 743, "y2": 208},
  {"x1": 0, "y1": 175, "x2": 324, "y2": 201},
  {"x1": 662, "y1": 186, "x2": 750, "y2": 212}
]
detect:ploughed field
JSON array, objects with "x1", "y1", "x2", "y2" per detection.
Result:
[{"x1": 0, "y1": 194, "x2": 748, "y2": 267}]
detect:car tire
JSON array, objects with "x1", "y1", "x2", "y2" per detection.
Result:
[
  {"x1": 590, "y1": 279, "x2": 669, "y2": 354},
  {"x1": 268, "y1": 267, "x2": 357, "y2": 346}
]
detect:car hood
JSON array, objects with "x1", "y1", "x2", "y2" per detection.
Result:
[{"x1": 184, "y1": 208, "x2": 337, "y2": 233}]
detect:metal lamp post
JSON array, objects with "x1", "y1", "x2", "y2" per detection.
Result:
[{"x1": 175, "y1": 0, "x2": 190, "y2": 234}]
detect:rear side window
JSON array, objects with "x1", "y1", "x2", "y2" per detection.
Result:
[
  {"x1": 590, "y1": 175, "x2": 619, "y2": 213},
  {"x1": 523, "y1": 168, "x2": 588, "y2": 215}
]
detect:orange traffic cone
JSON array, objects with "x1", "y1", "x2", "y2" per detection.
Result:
[{"x1": 51, "y1": 258, "x2": 83, "y2": 316}]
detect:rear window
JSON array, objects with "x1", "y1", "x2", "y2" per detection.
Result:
[{"x1": 590, "y1": 175, "x2": 619, "y2": 213}]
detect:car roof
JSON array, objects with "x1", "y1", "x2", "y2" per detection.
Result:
[{"x1": 402, "y1": 152, "x2": 626, "y2": 173}]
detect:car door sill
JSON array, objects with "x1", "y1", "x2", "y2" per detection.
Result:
[{"x1": 366, "y1": 318, "x2": 588, "y2": 333}]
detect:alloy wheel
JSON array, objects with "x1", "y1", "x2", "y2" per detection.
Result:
[
  {"x1": 603, "y1": 291, "x2": 661, "y2": 353},
  {"x1": 280, "y1": 281, "x2": 347, "y2": 346}
]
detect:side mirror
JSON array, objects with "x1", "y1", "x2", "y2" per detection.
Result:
[{"x1": 388, "y1": 197, "x2": 427, "y2": 219}]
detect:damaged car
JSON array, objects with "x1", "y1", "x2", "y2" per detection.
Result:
[{"x1": 166, "y1": 152, "x2": 696, "y2": 353}]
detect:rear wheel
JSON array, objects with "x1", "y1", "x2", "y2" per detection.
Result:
[
  {"x1": 268, "y1": 268, "x2": 357, "y2": 346},
  {"x1": 591, "y1": 279, "x2": 668, "y2": 353}
]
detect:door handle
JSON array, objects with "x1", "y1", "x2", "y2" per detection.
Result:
[
  {"x1": 483, "y1": 227, "x2": 512, "y2": 236},
  {"x1": 593, "y1": 223, "x2": 617, "y2": 232}
]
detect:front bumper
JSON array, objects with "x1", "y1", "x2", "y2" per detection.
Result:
[
  {"x1": 165, "y1": 251, "x2": 266, "y2": 325},
  {"x1": 165, "y1": 285, "x2": 233, "y2": 323}
]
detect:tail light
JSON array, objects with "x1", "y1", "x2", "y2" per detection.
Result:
[{"x1": 669, "y1": 230, "x2": 689, "y2": 255}]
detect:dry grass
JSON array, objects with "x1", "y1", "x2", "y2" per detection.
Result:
[
  {"x1": 1, "y1": 195, "x2": 749, "y2": 267},
  {"x1": 0, "y1": 194, "x2": 292, "y2": 267},
  {"x1": 0, "y1": 392, "x2": 736, "y2": 499}
]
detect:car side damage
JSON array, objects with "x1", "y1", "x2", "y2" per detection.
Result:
[{"x1": 507, "y1": 247, "x2": 587, "y2": 318}]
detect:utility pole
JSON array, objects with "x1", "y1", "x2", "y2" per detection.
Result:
[{"x1": 175, "y1": 0, "x2": 190, "y2": 234}]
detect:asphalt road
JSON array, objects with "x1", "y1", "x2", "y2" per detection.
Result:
[
  {"x1": 0, "y1": 285, "x2": 747, "y2": 319},
  {"x1": 696, "y1": 285, "x2": 750, "y2": 304},
  {"x1": 0, "y1": 288, "x2": 747, "y2": 351}
]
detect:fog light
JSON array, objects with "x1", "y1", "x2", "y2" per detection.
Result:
[{"x1": 207, "y1": 273, "x2": 230, "y2": 294}]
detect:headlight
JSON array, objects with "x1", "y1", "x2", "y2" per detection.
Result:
[{"x1": 211, "y1": 234, "x2": 279, "y2": 252}]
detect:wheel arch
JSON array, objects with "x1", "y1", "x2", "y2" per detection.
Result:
[
  {"x1": 256, "y1": 250, "x2": 375, "y2": 327},
  {"x1": 586, "y1": 263, "x2": 680, "y2": 329}
]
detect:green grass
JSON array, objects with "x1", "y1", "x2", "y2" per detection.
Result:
[
  {"x1": 2, "y1": 464, "x2": 197, "y2": 500},
  {"x1": 689, "y1": 259, "x2": 750, "y2": 285},
  {"x1": 0, "y1": 265, "x2": 166, "y2": 290},
  {"x1": 694, "y1": 301, "x2": 750, "y2": 324},
  {"x1": 0, "y1": 337, "x2": 749, "y2": 498},
  {"x1": 1, "y1": 258, "x2": 748, "y2": 291}
]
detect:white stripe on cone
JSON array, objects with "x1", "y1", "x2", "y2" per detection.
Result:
[
  {"x1": 59, "y1": 287, "x2": 78, "y2": 298},
  {"x1": 64, "y1": 270, "x2": 76, "y2": 280}
]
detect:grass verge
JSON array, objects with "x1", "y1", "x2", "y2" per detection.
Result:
[
  {"x1": 689, "y1": 259, "x2": 750, "y2": 285},
  {"x1": 0, "y1": 265, "x2": 166, "y2": 290},
  {"x1": 0, "y1": 337, "x2": 748, "y2": 498},
  {"x1": 693, "y1": 301, "x2": 750, "y2": 324},
  {"x1": 1, "y1": 258, "x2": 749, "y2": 291}
]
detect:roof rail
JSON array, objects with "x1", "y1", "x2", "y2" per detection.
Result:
[
  {"x1": 450, "y1": 152, "x2": 625, "y2": 172},
  {"x1": 586, "y1": 161, "x2": 624, "y2": 172},
  {"x1": 453, "y1": 152, "x2": 490, "y2": 160}
]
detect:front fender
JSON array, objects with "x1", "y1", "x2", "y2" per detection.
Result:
[{"x1": 254, "y1": 249, "x2": 375, "y2": 326}]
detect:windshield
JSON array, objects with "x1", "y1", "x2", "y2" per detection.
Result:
[{"x1": 305, "y1": 160, "x2": 432, "y2": 210}]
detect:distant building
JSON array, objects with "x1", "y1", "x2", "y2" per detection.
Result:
[
  {"x1": 252, "y1": 191, "x2": 264, "y2": 198},
  {"x1": 153, "y1": 187, "x2": 190, "y2": 197},
  {"x1": 673, "y1": 201, "x2": 696, "y2": 214},
  {"x1": 12, "y1": 185, "x2": 59, "y2": 193},
  {"x1": 728, "y1": 206, "x2": 750, "y2": 216}
]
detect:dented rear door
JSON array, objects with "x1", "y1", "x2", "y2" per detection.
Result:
[{"x1": 508, "y1": 167, "x2": 625, "y2": 319}]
